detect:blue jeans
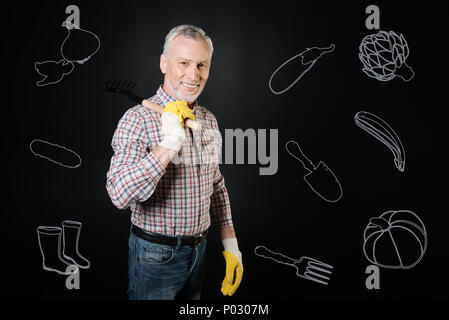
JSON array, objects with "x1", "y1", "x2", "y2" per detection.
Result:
[{"x1": 127, "y1": 231, "x2": 207, "y2": 300}]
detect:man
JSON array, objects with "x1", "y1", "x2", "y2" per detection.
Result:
[{"x1": 106, "y1": 25, "x2": 243, "y2": 300}]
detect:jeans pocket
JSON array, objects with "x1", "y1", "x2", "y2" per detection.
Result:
[{"x1": 141, "y1": 243, "x2": 174, "y2": 265}]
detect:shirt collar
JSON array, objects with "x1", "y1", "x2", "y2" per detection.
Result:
[{"x1": 156, "y1": 85, "x2": 198, "y2": 110}]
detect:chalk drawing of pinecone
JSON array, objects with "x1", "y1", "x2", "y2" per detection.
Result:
[{"x1": 359, "y1": 30, "x2": 414, "y2": 82}]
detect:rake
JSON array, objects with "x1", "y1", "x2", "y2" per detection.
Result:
[
  {"x1": 254, "y1": 245, "x2": 333, "y2": 285},
  {"x1": 104, "y1": 79, "x2": 201, "y2": 130}
]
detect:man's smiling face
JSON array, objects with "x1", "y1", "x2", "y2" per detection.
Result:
[{"x1": 160, "y1": 35, "x2": 211, "y2": 103}]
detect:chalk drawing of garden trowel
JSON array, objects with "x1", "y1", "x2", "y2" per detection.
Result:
[{"x1": 286, "y1": 140, "x2": 342, "y2": 203}]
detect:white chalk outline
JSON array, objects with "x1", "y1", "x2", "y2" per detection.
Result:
[
  {"x1": 34, "y1": 59, "x2": 74, "y2": 86},
  {"x1": 354, "y1": 111, "x2": 405, "y2": 172},
  {"x1": 363, "y1": 210, "x2": 427, "y2": 270},
  {"x1": 34, "y1": 20, "x2": 101, "y2": 86},
  {"x1": 268, "y1": 44, "x2": 335, "y2": 95},
  {"x1": 60, "y1": 21, "x2": 101, "y2": 65},
  {"x1": 29, "y1": 139, "x2": 82, "y2": 169},
  {"x1": 37, "y1": 226, "x2": 72, "y2": 275},
  {"x1": 359, "y1": 30, "x2": 414, "y2": 82},
  {"x1": 254, "y1": 245, "x2": 333, "y2": 285},
  {"x1": 37, "y1": 221, "x2": 90, "y2": 276},
  {"x1": 61, "y1": 220, "x2": 91, "y2": 269},
  {"x1": 286, "y1": 140, "x2": 343, "y2": 203}
]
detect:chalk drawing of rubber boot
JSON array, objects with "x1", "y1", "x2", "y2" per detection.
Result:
[
  {"x1": 61, "y1": 220, "x2": 90, "y2": 269},
  {"x1": 37, "y1": 226, "x2": 72, "y2": 275}
]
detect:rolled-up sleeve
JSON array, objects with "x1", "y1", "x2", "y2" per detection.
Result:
[{"x1": 106, "y1": 109, "x2": 165, "y2": 209}]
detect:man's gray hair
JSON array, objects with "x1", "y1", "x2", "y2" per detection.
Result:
[{"x1": 163, "y1": 24, "x2": 214, "y2": 56}]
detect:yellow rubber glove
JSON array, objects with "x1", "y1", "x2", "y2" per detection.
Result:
[
  {"x1": 221, "y1": 251, "x2": 243, "y2": 296},
  {"x1": 221, "y1": 246, "x2": 243, "y2": 296},
  {"x1": 163, "y1": 100, "x2": 195, "y2": 128}
]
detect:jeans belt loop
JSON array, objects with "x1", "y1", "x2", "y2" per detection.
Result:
[{"x1": 175, "y1": 236, "x2": 182, "y2": 251}]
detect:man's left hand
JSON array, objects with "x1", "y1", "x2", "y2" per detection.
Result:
[{"x1": 221, "y1": 238, "x2": 243, "y2": 296}]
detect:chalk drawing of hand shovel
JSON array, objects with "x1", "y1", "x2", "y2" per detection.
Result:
[{"x1": 286, "y1": 140, "x2": 342, "y2": 203}]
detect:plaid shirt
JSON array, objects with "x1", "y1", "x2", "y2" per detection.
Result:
[{"x1": 106, "y1": 86, "x2": 233, "y2": 236}]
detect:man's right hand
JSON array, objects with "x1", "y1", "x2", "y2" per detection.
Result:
[{"x1": 158, "y1": 101, "x2": 195, "y2": 152}]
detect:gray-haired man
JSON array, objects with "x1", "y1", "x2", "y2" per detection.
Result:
[{"x1": 106, "y1": 25, "x2": 243, "y2": 300}]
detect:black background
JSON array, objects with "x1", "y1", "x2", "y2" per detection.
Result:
[{"x1": 4, "y1": 0, "x2": 446, "y2": 301}]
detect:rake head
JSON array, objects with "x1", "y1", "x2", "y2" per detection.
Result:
[
  {"x1": 104, "y1": 78, "x2": 137, "y2": 95},
  {"x1": 104, "y1": 78, "x2": 142, "y2": 104}
]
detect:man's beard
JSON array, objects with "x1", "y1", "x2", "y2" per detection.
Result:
[{"x1": 168, "y1": 79, "x2": 202, "y2": 103}]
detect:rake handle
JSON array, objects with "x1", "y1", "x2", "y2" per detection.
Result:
[
  {"x1": 255, "y1": 246, "x2": 296, "y2": 266},
  {"x1": 141, "y1": 100, "x2": 201, "y2": 131}
]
